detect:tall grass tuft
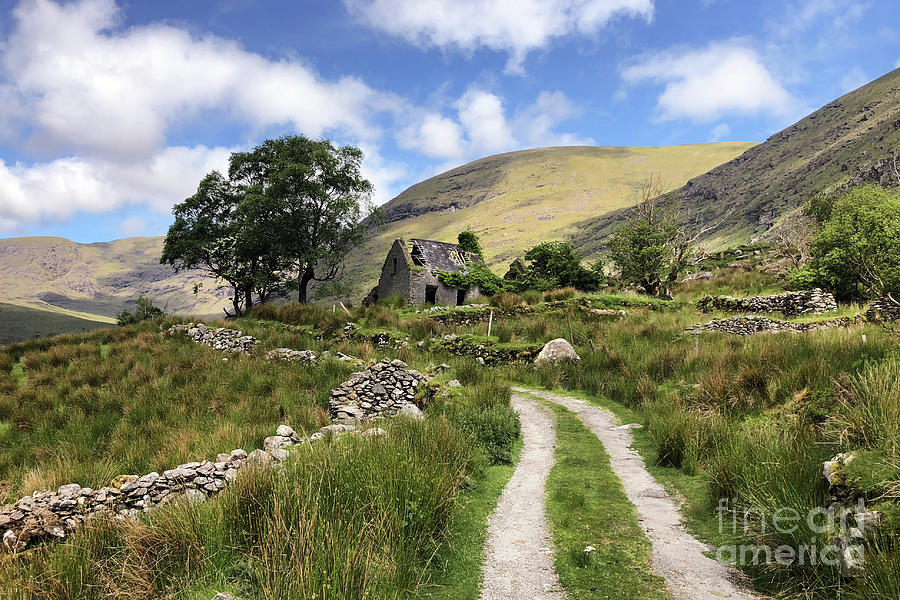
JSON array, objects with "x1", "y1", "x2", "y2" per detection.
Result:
[{"x1": 829, "y1": 359, "x2": 900, "y2": 457}]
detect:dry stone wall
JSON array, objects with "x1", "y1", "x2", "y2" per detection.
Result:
[
  {"x1": 1, "y1": 423, "x2": 375, "y2": 554},
  {"x1": 164, "y1": 323, "x2": 259, "y2": 354},
  {"x1": 697, "y1": 289, "x2": 837, "y2": 317},
  {"x1": 329, "y1": 359, "x2": 424, "y2": 422},
  {"x1": 865, "y1": 298, "x2": 900, "y2": 322},
  {"x1": 688, "y1": 315, "x2": 862, "y2": 336}
]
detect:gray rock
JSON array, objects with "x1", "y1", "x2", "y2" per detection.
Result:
[
  {"x1": 535, "y1": 338, "x2": 581, "y2": 364},
  {"x1": 275, "y1": 424, "x2": 297, "y2": 439},
  {"x1": 397, "y1": 403, "x2": 424, "y2": 420},
  {"x1": 211, "y1": 594, "x2": 242, "y2": 600},
  {"x1": 447, "y1": 379, "x2": 461, "y2": 388},
  {"x1": 246, "y1": 449, "x2": 273, "y2": 468},
  {"x1": 57, "y1": 484, "x2": 82, "y2": 499},
  {"x1": 269, "y1": 448, "x2": 290, "y2": 462}
]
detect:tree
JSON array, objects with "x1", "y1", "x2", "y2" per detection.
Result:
[
  {"x1": 790, "y1": 185, "x2": 900, "y2": 301},
  {"x1": 607, "y1": 175, "x2": 717, "y2": 297},
  {"x1": 116, "y1": 296, "x2": 165, "y2": 326},
  {"x1": 457, "y1": 230, "x2": 483, "y2": 258},
  {"x1": 228, "y1": 136, "x2": 374, "y2": 303},
  {"x1": 161, "y1": 172, "x2": 277, "y2": 316},
  {"x1": 518, "y1": 241, "x2": 603, "y2": 291}
]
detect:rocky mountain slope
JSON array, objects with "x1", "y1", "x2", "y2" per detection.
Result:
[
  {"x1": 332, "y1": 143, "x2": 754, "y2": 300},
  {"x1": 0, "y1": 236, "x2": 229, "y2": 321},
  {"x1": 573, "y1": 67, "x2": 900, "y2": 256}
]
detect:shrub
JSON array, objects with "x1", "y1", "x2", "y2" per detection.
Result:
[
  {"x1": 511, "y1": 241, "x2": 603, "y2": 292},
  {"x1": 457, "y1": 230, "x2": 483, "y2": 259},
  {"x1": 544, "y1": 287, "x2": 577, "y2": 302},
  {"x1": 448, "y1": 402, "x2": 520, "y2": 465},
  {"x1": 829, "y1": 359, "x2": 900, "y2": 456},
  {"x1": 490, "y1": 292, "x2": 523, "y2": 310},
  {"x1": 116, "y1": 297, "x2": 165, "y2": 326},
  {"x1": 792, "y1": 185, "x2": 900, "y2": 300},
  {"x1": 521, "y1": 290, "x2": 543, "y2": 305}
]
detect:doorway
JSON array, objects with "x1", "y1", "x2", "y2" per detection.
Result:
[
  {"x1": 456, "y1": 288, "x2": 466, "y2": 306},
  {"x1": 425, "y1": 285, "x2": 437, "y2": 304}
]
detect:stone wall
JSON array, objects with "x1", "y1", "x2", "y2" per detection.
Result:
[
  {"x1": 164, "y1": 323, "x2": 259, "y2": 354},
  {"x1": 1, "y1": 422, "x2": 379, "y2": 553},
  {"x1": 865, "y1": 297, "x2": 900, "y2": 322},
  {"x1": 426, "y1": 334, "x2": 542, "y2": 365},
  {"x1": 687, "y1": 315, "x2": 862, "y2": 336},
  {"x1": 329, "y1": 359, "x2": 424, "y2": 422},
  {"x1": 697, "y1": 289, "x2": 837, "y2": 317}
]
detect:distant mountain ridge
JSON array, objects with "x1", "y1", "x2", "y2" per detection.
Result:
[
  {"x1": 334, "y1": 143, "x2": 755, "y2": 300},
  {"x1": 572, "y1": 67, "x2": 900, "y2": 256},
  {"x1": 0, "y1": 236, "x2": 228, "y2": 321}
]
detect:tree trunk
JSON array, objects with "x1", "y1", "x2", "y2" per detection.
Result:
[
  {"x1": 244, "y1": 285, "x2": 253, "y2": 313},
  {"x1": 231, "y1": 290, "x2": 242, "y2": 317},
  {"x1": 298, "y1": 266, "x2": 315, "y2": 304}
]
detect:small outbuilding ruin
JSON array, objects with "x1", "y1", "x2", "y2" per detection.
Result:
[{"x1": 370, "y1": 238, "x2": 481, "y2": 306}]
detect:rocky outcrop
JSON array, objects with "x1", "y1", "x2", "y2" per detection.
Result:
[
  {"x1": 697, "y1": 289, "x2": 837, "y2": 317},
  {"x1": 329, "y1": 359, "x2": 425, "y2": 422},
  {"x1": 0, "y1": 423, "x2": 372, "y2": 553},
  {"x1": 534, "y1": 338, "x2": 580, "y2": 364},
  {"x1": 164, "y1": 323, "x2": 259, "y2": 354},
  {"x1": 688, "y1": 315, "x2": 862, "y2": 336},
  {"x1": 865, "y1": 297, "x2": 900, "y2": 322}
]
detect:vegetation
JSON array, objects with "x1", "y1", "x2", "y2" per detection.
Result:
[
  {"x1": 162, "y1": 135, "x2": 375, "y2": 314},
  {"x1": 509, "y1": 241, "x2": 603, "y2": 292},
  {"x1": 457, "y1": 230, "x2": 483, "y2": 259},
  {"x1": 0, "y1": 302, "x2": 109, "y2": 346},
  {"x1": 539, "y1": 399, "x2": 671, "y2": 599},
  {"x1": 115, "y1": 296, "x2": 165, "y2": 326},
  {"x1": 791, "y1": 185, "x2": 900, "y2": 301},
  {"x1": 437, "y1": 263, "x2": 507, "y2": 296}
]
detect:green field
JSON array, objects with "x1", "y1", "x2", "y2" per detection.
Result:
[{"x1": 0, "y1": 302, "x2": 110, "y2": 346}]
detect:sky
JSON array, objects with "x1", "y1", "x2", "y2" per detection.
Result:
[{"x1": 0, "y1": 0, "x2": 897, "y2": 243}]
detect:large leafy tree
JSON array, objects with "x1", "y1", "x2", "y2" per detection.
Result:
[
  {"x1": 229, "y1": 136, "x2": 374, "y2": 303},
  {"x1": 515, "y1": 241, "x2": 603, "y2": 291},
  {"x1": 791, "y1": 185, "x2": 900, "y2": 301},
  {"x1": 161, "y1": 172, "x2": 278, "y2": 316},
  {"x1": 608, "y1": 202, "x2": 679, "y2": 297}
]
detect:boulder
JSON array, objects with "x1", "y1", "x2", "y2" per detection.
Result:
[
  {"x1": 535, "y1": 338, "x2": 580, "y2": 364},
  {"x1": 397, "y1": 403, "x2": 425, "y2": 420}
]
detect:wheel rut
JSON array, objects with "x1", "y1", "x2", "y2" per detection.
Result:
[
  {"x1": 480, "y1": 394, "x2": 564, "y2": 600},
  {"x1": 513, "y1": 387, "x2": 757, "y2": 600}
]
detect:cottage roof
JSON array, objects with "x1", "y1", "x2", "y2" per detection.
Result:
[{"x1": 409, "y1": 238, "x2": 479, "y2": 274}]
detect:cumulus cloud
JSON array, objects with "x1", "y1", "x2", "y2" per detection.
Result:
[
  {"x1": 1, "y1": 0, "x2": 394, "y2": 160},
  {"x1": 398, "y1": 89, "x2": 592, "y2": 165},
  {"x1": 621, "y1": 41, "x2": 799, "y2": 123},
  {"x1": 0, "y1": 145, "x2": 231, "y2": 228},
  {"x1": 344, "y1": 0, "x2": 654, "y2": 73}
]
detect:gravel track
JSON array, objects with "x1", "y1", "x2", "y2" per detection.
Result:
[
  {"x1": 480, "y1": 394, "x2": 564, "y2": 600},
  {"x1": 512, "y1": 387, "x2": 757, "y2": 600}
]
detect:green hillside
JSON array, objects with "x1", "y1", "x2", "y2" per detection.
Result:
[
  {"x1": 333, "y1": 143, "x2": 755, "y2": 301},
  {"x1": 573, "y1": 67, "x2": 900, "y2": 255},
  {"x1": 0, "y1": 302, "x2": 110, "y2": 346}
]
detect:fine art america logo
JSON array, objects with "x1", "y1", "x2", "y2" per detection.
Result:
[{"x1": 714, "y1": 498, "x2": 870, "y2": 570}]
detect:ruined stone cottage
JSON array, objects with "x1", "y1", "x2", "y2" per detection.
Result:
[{"x1": 371, "y1": 238, "x2": 481, "y2": 305}]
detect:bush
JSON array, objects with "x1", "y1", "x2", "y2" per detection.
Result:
[
  {"x1": 510, "y1": 241, "x2": 603, "y2": 292},
  {"x1": 543, "y1": 287, "x2": 576, "y2": 302},
  {"x1": 116, "y1": 297, "x2": 165, "y2": 326},
  {"x1": 521, "y1": 290, "x2": 543, "y2": 305},
  {"x1": 490, "y1": 292, "x2": 523, "y2": 310},
  {"x1": 792, "y1": 185, "x2": 900, "y2": 300},
  {"x1": 448, "y1": 402, "x2": 520, "y2": 465}
]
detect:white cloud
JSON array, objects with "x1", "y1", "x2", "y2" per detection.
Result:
[
  {"x1": 621, "y1": 41, "x2": 799, "y2": 123},
  {"x1": 1, "y1": 0, "x2": 395, "y2": 160},
  {"x1": 119, "y1": 216, "x2": 147, "y2": 236},
  {"x1": 0, "y1": 145, "x2": 231, "y2": 227},
  {"x1": 344, "y1": 0, "x2": 654, "y2": 73},
  {"x1": 708, "y1": 123, "x2": 730, "y2": 142},
  {"x1": 398, "y1": 89, "x2": 592, "y2": 166}
]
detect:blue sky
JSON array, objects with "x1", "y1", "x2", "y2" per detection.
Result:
[{"x1": 0, "y1": 0, "x2": 897, "y2": 243}]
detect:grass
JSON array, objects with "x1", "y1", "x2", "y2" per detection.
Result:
[
  {"x1": 0, "y1": 302, "x2": 110, "y2": 345},
  {"x1": 419, "y1": 440, "x2": 521, "y2": 600},
  {"x1": 537, "y1": 398, "x2": 671, "y2": 599},
  {"x1": 0, "y1": 418, "x2": 484, "y2": 599}
]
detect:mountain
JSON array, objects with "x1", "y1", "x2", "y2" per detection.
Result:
[
  {"x1": 573, "y1": 67, "x2": 900, "y2": 255},
  {"x1": 331, "y1": 143, "x2": 754, "y2": 300},
  {"x1": 0, "y1": 236, "x2": 229, "y2": 322}
]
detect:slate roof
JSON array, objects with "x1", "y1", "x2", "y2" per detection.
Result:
[{"x1": 409, "y1": 238, "x2": 479, "y2": 274}]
